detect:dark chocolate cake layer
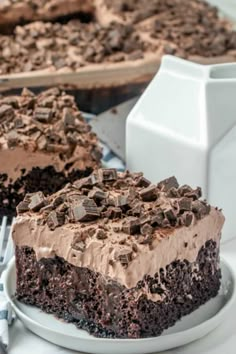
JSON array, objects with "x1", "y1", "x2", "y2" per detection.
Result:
[
  {"x1": 0, "y1": 88, "x2": 101, "y2": 217},
  {"x1": 16, "y1": 239, "x2": 221, "y2": 338}
]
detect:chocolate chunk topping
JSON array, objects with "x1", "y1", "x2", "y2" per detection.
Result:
[
  {"x1": 108, "y1": 194, "x2": 128, "y2": 207},
  {"x1": 122, "y1": 217, "x2": 140, "y2": 235},
  {"x1": 166, "y1": 187, "x2": 179, "y2": 198},
  {"x1": 140, "y1": 185, "x2": 158, "y2": 201},
  {"x1": 182, "y1": 212, "x2": 193, "y2": 227},
  {"x1": 63, "y1": 108, "x2": 75, "y2": 131},
  {"x1": 98, "y1": 168, "x2": 118, "y2": 182},
  {"x1": 192, "y1": 200, "x2": 210, "y2": 219},
  {"x1": 47, "y1": 210, "x2": 65, "y2": 230},
  {"x1": 21, "y1": 88, "x2": 35, "y2": 97},
  {"x1": 96, "y1": 229, "x2": 107, "y2": 240},
  {"x1": 135, "y1": 176, "x2": 151, "y2": 188},
  {"x1": 88, "y1": 188, "x2": 108, "y2": 200},
  {"x1": 178, "y1": 197, "x2": 192, "y2": 212},
  {"x1": 34, "y1": 107, "x2": 52, "y2": 123},
  {"x1": 140, "y1": 223, "x2": 153, "y2": 236},
  {"x1": 69, "y1": 198, "x2": 100, "y2": 222},
  {"x1": 0, "y1": 88, "x2": 102, "y2": 170},
  {"x1": 185, "y1": 187, "x2": 202, "y2": 200},
  {"x1": 158, "y1": 176, "x2": 179, "y2": 192},
  {"x1": 16, "y1": 170, "x2": 217, "y2": 266},
  {"x1": 164, "y1": 207, "x2": 177, "y2": 224},
  {"x1": 150, "y1": 208, "x2": 164, "y2": 226},
  {"x1": 6, "y1": 130, "x2": 19, "y2": 147},
  {"x1": 105, "y1": 207, "x2": 122, "y2": 219},
  {"x1": 28, "y1": 192, "x2": 46, "y2": 211},
  {"x1": 178, "y1": 185, "x2": 193, "y2": 197},
  {"x1": 16, "y1": 199, "x2": 30, "y2": 213},
  {"x1": 0, "y1": 104, "x2": 14, "y2": 120},
  {"x1": 116, "y1": 249, "x2": 133, "y2": 267}
]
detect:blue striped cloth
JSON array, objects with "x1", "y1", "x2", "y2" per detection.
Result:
[
  {"x1": 0, "y1": 281, "x2": 14, "y2": 349},
  {"x1": 0, "y1": 112, "x2": 125, "y2": 349}
]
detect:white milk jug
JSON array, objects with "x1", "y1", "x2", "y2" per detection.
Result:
[{"x1": 126, "y1": 55, "x2": 236, "y2": 243}]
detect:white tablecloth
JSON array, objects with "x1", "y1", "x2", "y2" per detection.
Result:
[{"x1": 8, "y1": 238, "x2": 236, "y2": 354}]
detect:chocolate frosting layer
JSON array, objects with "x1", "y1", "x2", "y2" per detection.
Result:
[
  {"x1": 13, "y1": 170, "x2": 225, "y2": 290},
  {"x1": 0, "y1": 88, "x2": 101, "y2": 181}
]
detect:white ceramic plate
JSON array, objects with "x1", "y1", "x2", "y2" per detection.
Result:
[{"x1": 3, "y1": 257, "x2": 236, "y2": 354}]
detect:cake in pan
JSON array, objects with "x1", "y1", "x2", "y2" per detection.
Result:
[
  {"x1": 0, "y1": 88, "x2": 101, "y2": 217},
  {"x1": 0, "y1": 0, "x2": 236, "y2": 85},
  {"x1": 13, "y1": 169, "x2": 224, "y2": 338}
]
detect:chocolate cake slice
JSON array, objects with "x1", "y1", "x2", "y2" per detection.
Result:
[
  {"x1": 13, "y1": 170, "x2": 224, "y2": 338},
  {"x1": 0, "y1": 88, "x2": 101, "y2": 217}
]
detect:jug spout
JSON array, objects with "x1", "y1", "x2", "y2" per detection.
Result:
[{"x1": 126, "y1": 55, "x2": 236, "y2": 243}]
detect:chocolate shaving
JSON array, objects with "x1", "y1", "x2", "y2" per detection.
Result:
[
  {"x1": 158, "y1": 176, "x2": 179, "y2": 192},
  {"x1": 139, "y1": 185, "x2": 158, "y2": 201}
]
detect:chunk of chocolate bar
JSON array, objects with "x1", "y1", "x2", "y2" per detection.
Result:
[
  {"x1": 28, "y1": 192, "x2": 46, "y2": 211},
  {"x1": 47, "y1": 210, "x2": 65, "y2": 230},
  {"x1": 98, "y1": 168, "x2": 118, "y2": 182},
  {"x1": 139, "y1": 185, "x2": 158, "y2": 201},
  {"x1": 69, "y1": 198, "x2": 100, "y2": 222},
  {"x1": 34, "y1": 107, "x2": 52, "y2": 123},
  {"x1": 116, "y1": 249, "x2": 133, "y2": 267},
  {"x1": 158, "y1": 176, "x2": 179, "y2": 192},
  {"x1": 122, "y1": 217, "x2": 140, "y2": 235}
]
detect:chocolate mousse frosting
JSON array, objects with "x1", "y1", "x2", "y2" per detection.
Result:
[{"x1": 13, "y1": 170, "x2": 225, "y2": 290}]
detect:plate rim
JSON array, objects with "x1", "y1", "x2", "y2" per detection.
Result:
[{"x1": 3, "y1": 256, "x2": 236, "y2": 344}]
